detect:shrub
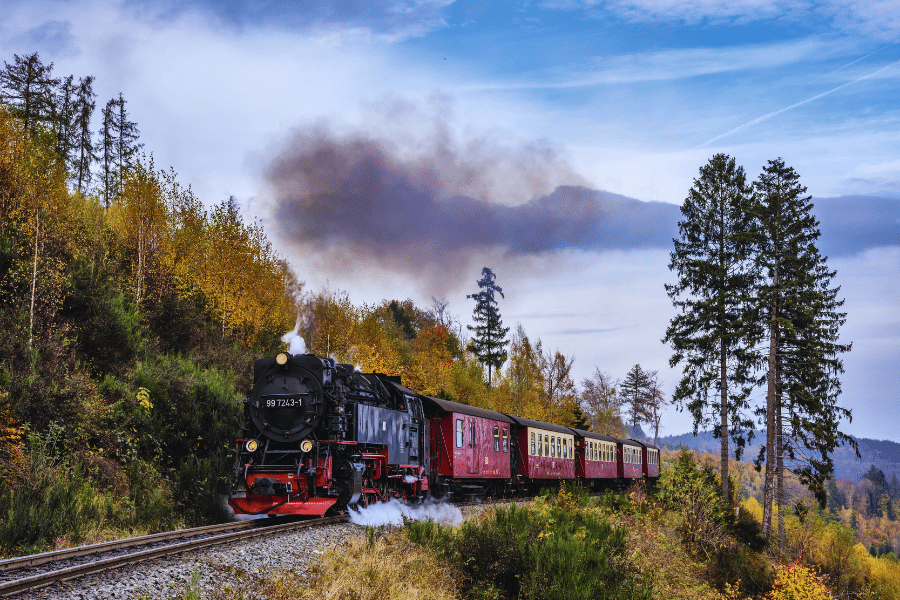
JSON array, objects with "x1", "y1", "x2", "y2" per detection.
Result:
[
  {"x1": 0, "y1": 427, "x2": 109, "y2": 554},
  {"x1": 765, "y1": 563, "x2": 832, "y2": 600},
  {"x1": 407, "y1": 501, "x2": 652, "y2": 600}
]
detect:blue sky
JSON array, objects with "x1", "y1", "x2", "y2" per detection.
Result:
[{"x1": 3, "y1": 0, "x2": 898, "y2": 443}]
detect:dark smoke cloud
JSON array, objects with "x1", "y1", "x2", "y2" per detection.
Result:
[{"x1": 265, "y1": 127, "x2": 682, "y2": 280}]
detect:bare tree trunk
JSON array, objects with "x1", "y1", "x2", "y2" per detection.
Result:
[
  {"x1": 28, "y1": 207, "x2": 40, "y2": 350},
  {"x1": 720, "y1": 335, "x2": 730, "y2": 503},
  {"x1": 763, "y1": 259, "x2": 779, "y2": 538},
  {"x1": 776, "y1": 391, "x2": 785, "y2": 548}
]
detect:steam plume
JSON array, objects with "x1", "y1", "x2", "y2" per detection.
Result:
[{"x1": 265, "y1": 125, "x2": 679, "y2": 285}]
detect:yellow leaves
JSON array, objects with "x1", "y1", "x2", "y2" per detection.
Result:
[
  {"x1": 136, "y1": 387, "x2": 152, "y2": 412},
  {"x1": 0, "y1": 392, "x2": 26, "y2": 471},
  {"x1": 765, "y1": 563, "x2": 832, "y2": 600}
]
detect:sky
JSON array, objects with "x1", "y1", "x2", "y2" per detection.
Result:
[{"x1": 2, "y1": 0, "x2": 899, "y2": 444}]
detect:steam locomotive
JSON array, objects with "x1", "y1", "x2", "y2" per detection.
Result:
[{"x1": 228, "y1": 352, "x2": 660, "y2": 517}]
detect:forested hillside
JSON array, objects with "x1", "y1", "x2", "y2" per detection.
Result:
[{"x1": 0, "y1": 53, "x2": 668, "y2": 556}]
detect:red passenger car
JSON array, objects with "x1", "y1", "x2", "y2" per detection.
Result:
[
  {"x1": 618, "y1": 438, "x2": 645, "y2": 479},
  {"x1": 571, "y1": 429, "x2": 619, "y2": 486},
  {"x1": 635, "y1": 440, "x2": 661, "y2": 479},
  {"x1": 507, "y1": 416, "x2": 576, "y2": 482},
  {"x1": 421, "y1": 396, "x2": 513, "y2": 497}
]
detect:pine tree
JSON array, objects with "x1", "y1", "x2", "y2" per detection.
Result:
[
  {"x1": 752, "y1": 158, "x2": 854, "y2": 541},
  {"x1": 114, "y1": 92, "x2": 142, "y2": 185},
  {"x1": 54, "y1": 75, "x2": 77, "y2": 170},
  {"x1": 664, "y1": 153, "x2": 760, "y2": 503},
  {"x1": 98, "y1": 97, "x2": 117, "y2": 206},
  {"x1": 466, "y1": 267, "x2": 509, "y2": 386},
  {"x1": 97, "y1": 92, "x2": 142, "y2": 206},
  {"x1": 72, "y1": 76, "x2": 97, "y2": 195},
  {"x1": 620, "y1": 364, "x2": 652, "y2": 434},
  {"x1": 0, "y1": 52, "x2": 59, "y2": 136}
]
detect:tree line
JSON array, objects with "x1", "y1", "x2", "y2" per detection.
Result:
[
  {"x1": 0, "y1": 52, "x2": 142, "y2": 202},
  {"x1": 664, "y1": 153, "x2": 853, "y2": 547},
  {"x1": 0, "y1": 50, "x2": 302, "y2": 546}
]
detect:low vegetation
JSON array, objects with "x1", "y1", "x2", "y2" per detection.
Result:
[{"x1": 172, "y1": 450, "x2": 900, "y2": 600}]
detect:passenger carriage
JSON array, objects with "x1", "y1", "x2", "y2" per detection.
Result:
[
  {"x1": 633, "y1": 439, "x2": 661, "y2": 479},
  {"x1": 506, "y1": 416, "x2": 576, "y2": 486},
  {"x1": 421, "y1": 396, "x2": 513, "y2": 498},
  {"x1": 618, "y1": 437, "x2": 645, "y2": 479},
  {"x1": 570, "y1": 429, "x2": 619, "y2": 489}
]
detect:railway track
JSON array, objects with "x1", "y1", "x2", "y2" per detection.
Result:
[
  {"x1": 0, "y1": 496, "x2": 522, "y2": 598},
  {"x1": 0, "y1": 515, "x2": 348, "y2": 598}
]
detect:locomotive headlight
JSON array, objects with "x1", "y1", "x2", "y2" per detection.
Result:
[
  {"x1": 276, "y1": 352, "x2": 288, "y2": 365},
  {"x1": 300, "y1": 439, "x2": 313, "y2": 453},
  {"x1": 245, "y1": 440, "x2": 259, "y2": 452}
]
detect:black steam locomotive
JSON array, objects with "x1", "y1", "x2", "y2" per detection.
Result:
[{"x1": 228, "y1": 352, "x2": 660, "y2": 517}]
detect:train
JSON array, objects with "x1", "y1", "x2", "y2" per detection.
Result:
[{"x1": 228, "y1": 352, "x2": 660, "y2": 516}]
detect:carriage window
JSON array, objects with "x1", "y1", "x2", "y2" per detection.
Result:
[
  {"x1": 538, "y1": 434, "x2": 543, "y2": 456},
  {"x1": 456, "y1": 420, "x2": 463, "y2": 448},
  {"x1": 557, "y1": 438, "x2": 561, "y2": 459},
  {"x1": 493, "y1": 426, "x2": 500, "y2": 452},
  {"x1": 531, "y1": 432, "x2": 536, "y2": 456},
  {"x1": 470, "y1": 421, "x2": 476, "y2": 449},
  {"x1": 563, "y1": 438, "x2": 568, "y2": 459},
  {"x1": 550, "y1": 437, "x2": 556, "y2": 457},
  {"x1": 502, "y1": 428, "x2": 509, "y2": 452}
]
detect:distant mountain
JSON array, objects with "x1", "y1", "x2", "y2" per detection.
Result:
[{"x1": 656, "y1": 430, "x2": 900, "y2": 482}]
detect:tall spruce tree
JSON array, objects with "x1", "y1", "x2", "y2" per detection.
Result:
[
  {"x1": 97, "y1": 92, "x2": 142, "y2": 206},
  {"x1": 72, "y1": 76, "x2": 97, "y2": 195},
  {"x1": 620, "y1": 364, "x2": 652, "y2": 435},
  {"x1": 0, "y1": 52, "x2": 59, "y2": 137},
  {"x1": 54, "y1": 75, "x2": 77, "y2": 169},
  {"x1": 752, "y1": 158, "x2": 853, "y2": 541},
  {"x1": 664, "y1": 153, "x2": 760, "y2": 503},
  {"x1": 466, "y1": 267, "x2": 509, "y2": 386},
  {"x1": 114, "y1": 92, "x2": 142, "y2": 184},
  {"x1": 98, "y1": 97, "x2": 117, "y2": 206}
]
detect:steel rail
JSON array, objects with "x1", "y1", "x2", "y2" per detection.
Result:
[
  {"x1": 0, "y1": 520, "x2": 262, "y2": 573},
  {"x1": 0, "y1": 515, "x2": 348, "y2": 597}
]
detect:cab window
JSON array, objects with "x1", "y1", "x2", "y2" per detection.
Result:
[{"x1": 455, "y1": 420, "x2": 463, "y2": 448}]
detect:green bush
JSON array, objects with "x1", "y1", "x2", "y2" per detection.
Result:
[
  {"x1": 407, "y1": 502, "x2": 652, "y2": 600},
  {"x1": 0, "y1": 427, "x2": 110, "y2": 554},
  {"x1": 132, "y1": 354, "x2": 241, "y2": 525},
  {"x1": 656, "y1": 449, "x2": 772, "y2": 595}
]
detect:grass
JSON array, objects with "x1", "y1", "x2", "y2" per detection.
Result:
[{"x1": 169, "y1": 529, "x2": 458, "y2": 600}]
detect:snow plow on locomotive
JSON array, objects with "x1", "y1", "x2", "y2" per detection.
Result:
[{"x1": 228, "y1": 352, "x2": 660, "y2": 516}]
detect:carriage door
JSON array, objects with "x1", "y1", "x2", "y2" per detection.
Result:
[{"x1": 468, "y1": 419, "x2": 479, "y2": 474}]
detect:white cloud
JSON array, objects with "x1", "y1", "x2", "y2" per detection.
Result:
[
  {"x1": 465, "y1": 37, "x2": 839, "y2": 90},
  {"x1": 550, "y1": 0, "x2": 900, "y2": 40}
]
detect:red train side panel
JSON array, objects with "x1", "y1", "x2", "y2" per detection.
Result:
[
  {"x1": 422, "y1": 397, "x2": 512, "y2": 480},
  {"x1": 506, "y1": 416, "x2": 576, "y2": 480},
  {"x1": 571, "y1": 429, "x2": 619, "y2": 481}
]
